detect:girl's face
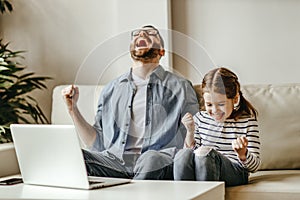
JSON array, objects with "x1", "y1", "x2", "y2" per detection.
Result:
[{"x1": 203, "y1": 92, "x2": 236, "y2": 123}]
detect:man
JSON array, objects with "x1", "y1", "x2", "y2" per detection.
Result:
[{"x1": 62, "y1": 25, "x2": 199, "y2": 180}]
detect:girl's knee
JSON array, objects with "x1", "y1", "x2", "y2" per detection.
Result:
[
  {"x1": 173, "y1": 149, "x2": 195, "y2": 180},
  {"x1": 174, "y1": 148, "x2": 194, "y2": 163},
  {"x1": 134, "y1": 150, "x2": 173, "y2": 178},
  {"x1": 139, "y1": 150, "x2": 160, "y2": 162},
  {"x1": 137, "y1": 150, "x2": 172, "y2": 167},
  {"x1": 194, "y1": 148, "x2": 220, "y2": 170},
  {"x1": 194, "y1": 146, "x2": 215, "y2": 157}
]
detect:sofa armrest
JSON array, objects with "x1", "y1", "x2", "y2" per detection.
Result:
[
  {"x1": 51, "y1": 85, "x2": 104, "y2": 125},
  {"x1": 0, "y1": 143, "x2": 20, "y2": 177}
]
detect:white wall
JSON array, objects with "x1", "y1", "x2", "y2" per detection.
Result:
[
  {"x1": 1, "y1": 0, "x2": 171, "y2": 122},
  {"x1": 1, "y1": 0, "x2": 300, "y2": 122},
  {"x1": 172, "y1": 0, "x2": 300, "y2": 84}
]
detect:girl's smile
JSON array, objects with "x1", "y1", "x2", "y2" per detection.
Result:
[{"x1": 203, "y1": 92, "x2": 236, "y2": 123}]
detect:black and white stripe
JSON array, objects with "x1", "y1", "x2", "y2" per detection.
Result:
[{"x1": 193, "y1": 111, "x2": 261, "y2": 172}]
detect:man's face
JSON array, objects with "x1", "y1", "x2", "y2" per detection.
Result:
[{"x1": 130, "y1": 27, "x2": 164, "y2": 62}]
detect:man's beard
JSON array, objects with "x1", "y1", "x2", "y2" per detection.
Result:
[
  {"x1": 130, "y1": 48, "x2": 160, "y2": 62},
  {"x1": 130, "y1": 40, "x2": 162, "y2": 62}
]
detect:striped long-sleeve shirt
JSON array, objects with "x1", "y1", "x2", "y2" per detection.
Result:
[{"x1": 193, "y1": 111, "x2": 261, "y2": 173}]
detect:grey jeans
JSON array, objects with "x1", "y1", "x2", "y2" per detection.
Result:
[
  {"x1": 173, "y1": 148, "x2": 249, "y2": 186},
  {"x1": 82, "y1": 149, "x2": 174, "y2": 180}
]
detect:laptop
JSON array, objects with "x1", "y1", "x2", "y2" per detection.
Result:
[{"x1": 10, "y1": 124, "x2": 131, "y2": 190}]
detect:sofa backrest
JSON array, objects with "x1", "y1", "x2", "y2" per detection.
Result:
[
  {"x1": 52, "y1": 83, "x2": 300, "y2": 170},
  {"x1": 196, "y1": 83, "x2": 300, "y2": 170},
  {"x1": 241, "y1": 83, "x2": 300, "y2": 170}
]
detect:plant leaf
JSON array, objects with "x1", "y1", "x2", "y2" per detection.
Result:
[
  {"x1": 4, "y1": 0, "x2": 13, "y2": 12},
  {"x1": 0, "y1": 39, "x2": 52, "y2": 143}
]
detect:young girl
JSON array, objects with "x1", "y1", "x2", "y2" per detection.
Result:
[{"x1": 174, "y1": 67, "x2": 260, "y2": 186}]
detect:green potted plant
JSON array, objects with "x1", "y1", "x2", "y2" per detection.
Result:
[
  {"x1": 0, "y1": 0, "x2": 13, "y2": 14},
  {"x1": 0, "y1": 0, "x2": 51, "y2": 143}
]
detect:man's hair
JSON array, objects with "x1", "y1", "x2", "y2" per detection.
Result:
[{"x1": 142, "y1": 25, "x2": 165, "y2": 48}]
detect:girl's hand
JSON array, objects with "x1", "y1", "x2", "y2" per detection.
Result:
[
  {"x1": 232, "y1": 136, "x2": 248, "y2": 161},
  {"x1": 181, "y1": 112, "x2": 195, "y2": 134}
]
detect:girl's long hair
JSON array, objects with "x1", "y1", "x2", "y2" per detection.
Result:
[{"x1": 202, "y1": 67, "x2": 257, "y2": 120}]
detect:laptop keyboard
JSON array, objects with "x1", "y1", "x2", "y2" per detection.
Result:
[
  {"x1": 89, "y1": 180, "x2": 104, "y2": 184},
  {"x1": 88, "y1": 176, "x2": 104, "y2": 184}
]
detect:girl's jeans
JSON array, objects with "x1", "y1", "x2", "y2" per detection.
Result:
[
  {"x1": 82, "y1": 149, "x2": 173, "y2": 180},
  {"x1": 173, "y1": 148, "x2": 249, "y2": 186}
]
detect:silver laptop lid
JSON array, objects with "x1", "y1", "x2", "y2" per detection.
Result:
[{"x1": 11, "y1": 124, "x2": 90, "y2": 189}]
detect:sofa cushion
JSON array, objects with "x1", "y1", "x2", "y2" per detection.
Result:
[{"x1": 226, "y1": 170, "x2": 300, "y2": 200}]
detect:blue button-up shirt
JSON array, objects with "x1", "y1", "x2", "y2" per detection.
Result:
[{"x1": 92, "y1": 65, "x2": 199, "y2": 159}]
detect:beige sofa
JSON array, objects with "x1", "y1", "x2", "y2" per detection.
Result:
[
  {"x1": 52, "y1": 83, "x2": 300, "y2": 200},
  {"x1": 215, "y1": 84, "x2": 300, "y2": 200},
  {"x1": 1, "y1": 83, "x2": 299, "y2": 199}
]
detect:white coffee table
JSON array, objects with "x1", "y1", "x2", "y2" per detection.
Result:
[{"x1": 0, "y1": 176, "x2": 224, "y2": 200}]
